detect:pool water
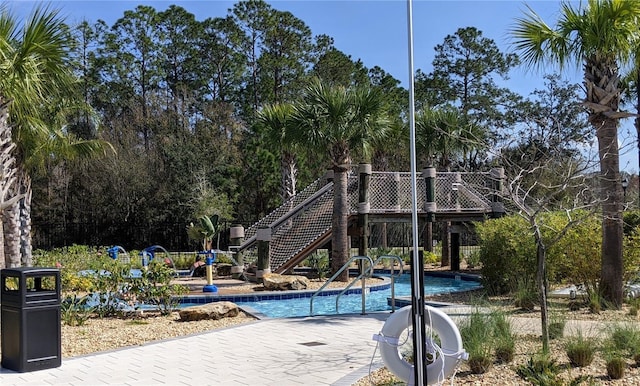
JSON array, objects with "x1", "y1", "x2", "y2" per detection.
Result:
[{"x1": 234, "y1": 274, "x2": 480, "y2": 318}]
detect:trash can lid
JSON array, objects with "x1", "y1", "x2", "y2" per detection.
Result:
[{"x1": 1, "y1": 267, "x2": 60, "y2": 276}]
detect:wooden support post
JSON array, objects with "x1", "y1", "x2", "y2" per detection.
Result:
[
  {"x1": 423, "y1": 167, "x2": 436, "y2": 255},
  {"x1": 230, "y1": 225, "x2": 244, "y2": 279},
  {"x1": 491, "y1": 167, "x2": 505, "y2": 218},
  {"x1": 450, "y1": 223, "x2": 461, "y2": 271},
  {"x1": 358, "y1": 164, "x2": 372, "y2": 257},
  {"x1": 256, "y1": 227, "x2": 271, "y2": 283}
]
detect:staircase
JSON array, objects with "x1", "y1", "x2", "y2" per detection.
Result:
[{"x1": 236, "y1": 169, "x2": 498, "y2": 273}]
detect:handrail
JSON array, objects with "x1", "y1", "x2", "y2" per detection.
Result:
[
  {"x1": 310, "y1": 255, "x2": 374, "y2": 316},
  {"x1": 372, "y1": 255, "x2": 404, "y2": 313},
  {"x1": 334, "y1": 256, "x2": 376, "y2": 314},
  {"x1": 235, "y1": 182, "x2": 334, "y2": 254}
]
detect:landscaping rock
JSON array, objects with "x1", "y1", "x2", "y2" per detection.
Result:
[
  {"x1": 178, "y1": 301, "x2": 239, "y2": 321},
  {"x1": 216, "y1": 263, "x2": 232, "y2": 277},
  {"x1": 262, "y1": 273, "x2": 309, "y2": 291}
]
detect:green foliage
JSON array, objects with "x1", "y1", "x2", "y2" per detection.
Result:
[
  {"x1": 627, "y1": 297, "x2": 640, "y2": 316},
  {"x1": 130, "y1": 261, "x2": 188, "y2": 315},
  {"x1": 623, "y1": 210, "x2": 640, "y2": 235},
  {"x1": 513, "y1": 278, "x2": 538, "y2": 311},
  {"x1": 61, "y1": 294, "x2": 93, "y2": 326},
  {"x1": 187, "y1": 214, "x2": 221, "y2": 250},
  {"x1": 605, "y1": 357, "x2": 626, "y2": 380},
  {"x1": 599, "y1": 324, "x2": 636, "y2": 380},
  {"x1": 34, "y1": 245, "x2": 104, "y2": 293},
  {"x1": 89, "y1": 259, "x2": 136, "y2": 317},
  {"x1": 564, "y1": 330, "x2": 597, "y2": 367},
  {"x1": 465, "y1": 250, "x2": 481, "y2": 268},
  {"x1": 587, "y1": 291, "x2": 603, "y2": 314},
  {"x1": 476, "y1": 211, "x2": 640, "y2": 296},
  {"x1": 422, "y1": 250, "x2": 439, "y2": 265},
  {"x1": 459, "y1": 309, "x2": 515, "y2": 373},
  {"x1": 492, "y1": 311, "x2": 516, "y2": 364},
  {"x1": 548, "y1": 312, "x2": 566, "y2": 340},
  {"x1": 475, "y1": 215, "x2": 534, "y2": 294},
  {"x1": 516, "y1": 353, "x2": 563, "y2": 386},
  {"x1": 304, "y1": 251, "x2": 330, "y2": 280},
  {"x1": 603, "y1": 323, "x2": 640, "y2": 357}
]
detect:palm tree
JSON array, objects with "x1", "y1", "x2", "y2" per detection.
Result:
[
  {"x1": 415, "y1": 107, "x2": 483, "y2": 170},
  {"x1": 254, "y1": 102, "x2": 298, "y2": 202},
  {"x1": 510, "y1": 0, "x2": 640, "y2": 307},
  {"x1": 0, "y1": 5, "x2": 112, "y2": 267},
  {"x1": 415, "y1": 107, "x2": 484, "y2": 264},
  {"x1": 289, "y1": 79, "x2": 390, "y2": 281}
]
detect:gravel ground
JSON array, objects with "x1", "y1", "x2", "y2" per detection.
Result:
[{"x1": 352, "y1": 289, "x2": 640, "y2": 386}]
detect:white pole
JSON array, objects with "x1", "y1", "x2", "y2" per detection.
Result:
[{"x1": 406, "y1": 0, "x2": 427, "y2": 384}]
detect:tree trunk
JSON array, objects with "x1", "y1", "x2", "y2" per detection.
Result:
[
  {"x1": 332, "y1": 166, "x2": 349, "y2": 281},
  {"x1": 0, "y1": 100, "x2": 20, "y2": 268},
  {"x1": 596, "y1": 116, "x2": 624, "y2": 308},
  {"x1": 281, "y1": 151, "x2": 297, "y2": 202},
  {"x1": 584, "y1": 56, "x2": 624, "y2": 308},
  {"x1": 4, "y1": 197, "x2": 21, "y2": 267},
  {"x1": 535, "y1": 231, "x2": 550, "y2": 354}
]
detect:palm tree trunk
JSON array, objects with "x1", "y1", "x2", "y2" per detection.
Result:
[
  {"x1": 595, "y1": 116, "x2": 624, "y2": 308},
  {"x1": 4, "y1": 195, "x2": 21, "y2": 267},
  {"x1": 585, "y1": 55, "x2": 625, "y2": 308},
  {"x1": 0, "y1": 100, "x2": 19, "y2": 268},
  {"x1": 332, "y1": 166, "x2": 349, "y2": 282},
  {"x1": 281, "y1": 152, "x2": 297, "y2": 201}
]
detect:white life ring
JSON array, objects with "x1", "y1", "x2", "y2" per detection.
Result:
[{"x1": 375, "y1": 305, "x2": 467, "y2": 385}]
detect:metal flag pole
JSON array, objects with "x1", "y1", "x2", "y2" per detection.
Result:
[{"x1": 406, "y1": 0, "x2": 427, "y2": 384}]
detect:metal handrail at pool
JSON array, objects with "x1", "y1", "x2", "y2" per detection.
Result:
[{"x1": 310, "y1": 255, "x2": 374, "y2": 316}]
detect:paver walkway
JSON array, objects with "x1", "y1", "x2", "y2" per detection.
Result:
[
  {"x1": 0, "y1": 313, "x2": 388, "y2": 386},
  {"x1": 0, "y1": 306, "x2": 614, "y2": 386}
]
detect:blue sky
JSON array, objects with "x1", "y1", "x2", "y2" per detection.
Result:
[{"x1": 7, "y1": 0, "x2": 639, "y2": 172}]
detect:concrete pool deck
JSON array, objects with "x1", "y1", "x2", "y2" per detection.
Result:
[{"x1": 0, "y1": 305, "x2": 614, "y2": 386}]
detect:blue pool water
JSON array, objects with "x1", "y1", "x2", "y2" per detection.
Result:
[{"x1": 229, "y1": 274, "x2": 480, "y2": 318}]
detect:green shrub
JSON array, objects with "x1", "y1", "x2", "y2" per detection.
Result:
[
  {"x1": 491, "y1": 310, "x2": 515, "y2": 363},
  {"x1": 601, "y1": 324, "x2": 637, "y2": 380},
  {"x1": 516, "y1": 352, "x2": 563, "y2": 386},
  {"x1": 513, "y1": 279, "x2": 538, "y2": 311},
  {"x1": 129, "y1": 261, "x2": 188, "y2": 315},
  {"x1": 623, "y1": 210, "x2": 640, "y2": 235},
  {"x1": 473, "y1": 211, "x2": 640, "y2": 298},
  {"x1": 475, "y1": 215, "x2": 535, "y2": 295},
  {"x1": 61, "y1": 294, "x2": 93, "y2": 326},
  {"x1": 587, "y1": 290, "x2": 602, "y2": 314},
  {"x1": 459, "y1": 311, "x2": 494, "y2": 374},
  {"x1": 422, "y1": 250, "x2": 439, "y2": 265},
  {"x1": 605, "y1": 323, "x2": 640, "y2": 356},
  {"x1": 305, "y1": 251, "x2": 330, "y2": 280},
  {"x1": 466, "y1": 250, "x2": 481, "y2": 268},
  {"x1": 564, "y1": 331, "x2": 597, "y2": 367},
  {"x1": 606, "y1": 357, "x2": 626, "y2": 380},
  {"x1": 459, "y1": 309, "x2": 515, "y2": 372},
  {"x1": 548, "y1": 312, "x2": 566, "y2": 340}
]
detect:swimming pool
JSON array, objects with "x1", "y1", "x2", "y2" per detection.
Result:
[{"x1": 185, "y1": 273, "x2": 481, "y2": 318}]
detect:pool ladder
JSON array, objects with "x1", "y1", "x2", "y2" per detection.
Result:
[{"x1": 309, "y1": 255, "x2": 404, "y2": 316}]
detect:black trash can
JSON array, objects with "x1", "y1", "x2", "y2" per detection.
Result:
[{"x1": 1, "y1": 267, "x2": 61, "y2": 372}]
